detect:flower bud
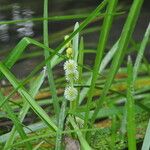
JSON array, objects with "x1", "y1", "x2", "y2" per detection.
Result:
[{"x1": 64, "y1": 35, "x2": 71, "y2": 48}]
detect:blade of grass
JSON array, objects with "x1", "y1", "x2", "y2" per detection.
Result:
[
  {"x1": 55, "y1": 99, "x2": 67, "y2": 150},
  {"x1": 133, "y1": 23, "x2": 150, "y2": 82},
  {"x1": 0, "y1": 38, "x2": 65, "y2": 107},
  {"x1": 79, "y1": 39, "x2": 119, "y2": 104},
  {"x1": 0, "y1": 13, "x2": 104, "y2": 26},
  {"x1": 33, "y1": 141, "x2": 44, "y2": 150},
  {"x1": 133, "y1": 23, "x2": 150, "y2": 150},
  {"x1": 0, "y1": 62, "x2": 57, "y2": 131},
  {"x1": 10, "y1": 126, "x2": 107, "y2": 147},
  {"x1": 84, "y1": 0, "x2": 118, "y2": 128},
  {"x1": 91, "y1": 0, "x2": 144, "y2": 123},
  {"x1": 43, "y1": 0, "x2": 60, "y2": 120},
  {"x1": 4, "y1": 68, "x2": 46, "y2": 150},
  {"x1": 69, "y1": 116, "x2": 92, "y2": 150},
  {"x1": 110, "y1": 115, "x2": 117, "y2": 150},
  {"x1": 142, "y1": 120, "x2": 150, "y2": 150},
  {"x1": 126, "y1": 56, "x2": 136, "y2": 150},
  {"x1": 120, "y1": 23, "x2": 150, "y2": 147},
  {"x1": 77, "y1": 37, "x2": 84, "y2": 106},
  {"x1": 73, "y1": 22, "x2": 79, "y2": 62},
  {"x1": 71, "y1": 22, "x2": 80, "y2": 110},
  {"x1": 0, "y1": 92, "x2": 32, "y2": 150}
]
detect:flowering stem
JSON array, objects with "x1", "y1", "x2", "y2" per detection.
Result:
[{"x1": 70, "y1": 100, "x2": 76, "y2": 111}]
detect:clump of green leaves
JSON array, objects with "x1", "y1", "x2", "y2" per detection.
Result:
[{"x1": 0, "y1": 0, "x2": 150, "y2": 149}]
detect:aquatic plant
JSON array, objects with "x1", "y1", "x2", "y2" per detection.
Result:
[{"x1": 0, "y1": 0, "x2": 150, "y2": 149}]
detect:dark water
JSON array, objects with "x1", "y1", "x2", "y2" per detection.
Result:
[
  {"x1": 0, "y1": 0, "x2": 149, "y2": 47},
  {"x1": 0, "y1": 0, "x2": 150, "y2": 78},
  {"x1": 0, "y1": 0, "x2": 98, "y2": 50}
]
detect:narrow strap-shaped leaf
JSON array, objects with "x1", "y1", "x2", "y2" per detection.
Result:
[
  {"x1": 69, "y1": 116, "x2": 92, "y2": 150},
  {"x1": 0, "y1": 62, "x2": 57, "y2": 131},
  {"x1": 4, "y1": 68, "x2": 46, "y2": 149},
  {"x1": 126, "y1": 56, "x2": 136, "y2": 150},
  {"x1": 73, "y1": 22, "x2": 79, "y2": 62},
  {"x1": 55, "y1": 99, "x2": 67, "y2": 150},
  {"x1": 43, "y1": 0, "x2": 60, "y2": 120},
  {"x1": 0, "y1": 92, "x2": 32, "y2": 150},
  {"x1": 92, "y1": 0, "x2": 144, "y2": 122},
  {"x1": 84, "y1": 0, "x2": 118, "y2": 127}
]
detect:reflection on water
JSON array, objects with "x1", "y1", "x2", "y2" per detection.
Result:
[
  {"x1": 12, "y1": 3, "x2": 34, "y2": 38},
  {"x1": 0, "y1": 3, "x2": 34, "y2": 43},
  {"x1": 0, "y1": 24, "x2": 9, "y2": 42}
]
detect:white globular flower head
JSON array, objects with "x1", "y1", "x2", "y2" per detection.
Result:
[
  {"x1": 64, "y1": 59, "x2": 77, "y2": 73},
  {"x1": 64, "y1": 86, "x2": 78, "y2": 101},
  {"x1": 65, "y1": 69, "x2": 79, "y2": 82}
]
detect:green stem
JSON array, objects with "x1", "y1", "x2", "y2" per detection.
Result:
[
  {"x1": 126, "y1": 56, "x2": 136, "y2": 150},
  {"x1": 84, "y1": 0, "x2": 118, "y2": 128},
  {"x1": 43, "y1": 0, "x2": 60, "y2": 120},
  {"x1": 91, "y1": 0, "x2": 144, "y2": 123}
]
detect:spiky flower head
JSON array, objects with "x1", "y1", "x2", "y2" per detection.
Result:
[
  {"x1": 64, "y1": 86, "x2": 78, "y2": 101},
  {"x1": 64, "y1": 59, "x2": 77, "y2": 73},
  {"x1": 65, "y1": 69, "x2": 79, "y2": 82}
]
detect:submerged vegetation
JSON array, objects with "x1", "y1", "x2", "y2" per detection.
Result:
[{"x1": 0, "y1": 0, "x2": 150, "y2": 149}]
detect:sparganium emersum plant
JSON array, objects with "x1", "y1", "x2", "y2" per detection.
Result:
[{"x1": 63, "y1": 35, "x2": 79, "y2": 102}]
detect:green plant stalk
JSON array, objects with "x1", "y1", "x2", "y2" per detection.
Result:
[
  {"x1": 69, "y1": 116, "x2": 92, "y2": 150},
  {"x1": 84, "y1": 0, "x2": 118, "y2": 128},
  {"x1": 0, "y1": 93, "x2": 32, "y2": 150},
  {"x1": 134, "y1": 23, "x2": 150, "y2": 150},
  {"x1": 111, "y1": 115, "x2": 117, "y2": 150},
  {"x1": 33, "y1": 141, "x2": 44, "y2": 150},
  {"x1": 91, "y1": 0, "x2": 144, "y2": 123},
  {"x1": 126, "y1": 57, "x2": 136, "y2": 150},
  {"x1": 55, "y1": 99, "x2": 67, "y2": 150},
  {"x1": 77, "y1": 37, "x2": 84, "y2": 106},
  {"x1": 0, "y1": 37, "x2": 64, "y2": 108},
  {"x1": 4, "y1": 69, "x2": 46, "y2": 149},
  {"x1": 43, "y1": 0, "x2": 60, "y2": 120},
  {"x1": 79, "y1": 39, "x2": 119, "y2": 105},
  {"x1": 8, "y1": 126, "x2": 110, "y2": 147},
  {"x1": 0, "y1": 13, "x2": 106, "y2": 26},
  {"x1": 72, "y1": 22, "x2": 79, "y2": 109},
  {"x1": 69, "y1": 80, "x2": 76, "y2": 111},
  {"x1": 142, "y1": 120, "x2": 150, "y2": 150},
  {"x1": 133, "y1": 23, "x2": 150, "y2": 82},
  {"x1": 0, "y1": 62, "x2": 57, "y2": 131}
]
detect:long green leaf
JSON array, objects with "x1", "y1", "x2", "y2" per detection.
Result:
[
  {"x1": 69, "y1": 116, "x2": 92, "y2": 150},
  {"x1": 0, "y1": 62, "x2": 57, "y2": 131},
  {"x1": 84, "y1": 0, "x2": 118, "y2": 127},
  {"x1": 55, "y1": 100, "x2": 67, "y2": 150},
  {"x1": 43, "y1": 0, "x2": 60, "y2": 120},
  {"x1": 4, "y1": 67, "x2": 46, "y2": 149},
  {"x1": 0, "y1": 92, "x2": 32, "y2": 150},
  {"x1": 126, "y1": 56, "x2": 136, "y2": 150},
  {"x1": 92, "y1": 0, "x2": 144, "y2": 122}
]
